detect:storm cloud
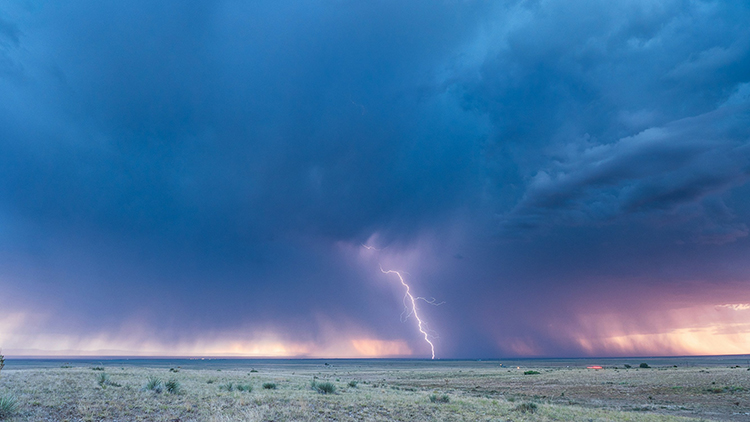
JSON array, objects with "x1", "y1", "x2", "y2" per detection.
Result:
[{"x1": 1, "y1": 0, "x2": 749, "y2": 358}]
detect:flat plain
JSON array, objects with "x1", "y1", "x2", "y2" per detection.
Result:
[{"x1": 0, "y1": 358, "x2": 748, "y2": 421}]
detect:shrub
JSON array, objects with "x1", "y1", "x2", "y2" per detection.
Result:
[
  {"x1": 624, "y1": 364, "x2": 632, "y2": 369},
  {"x1": 165, "y1": 379, "x2": 181, "y2": 394},
  {"x1": 513, "y1": 402, "x2": 538, "y2": 413},
  {"x1": 523, "y1": 370, "x2": 540, "y2": 375},
  {"x1": 236, "y1": 384, "x2": 253, "y2": 392},
  {"x1": 262, "y1": 382, "x2": 277, "y2": 390},
  {"x1": 0, "y1": 353, "x2": 4, "y2": 377},
  {"x1": 0, "y1": 395, "x2": 18, "y2": 420},
  {"x1": 639, "y1": 363, "x2": 650, "y2": 369},
  {"x1": 219, "y1": 383, "x2": 234, "y2": 392},
  {"x1": 250, "y1": 369, "x2": 259, "y2": 373},
  {"x1": 145, "y1": 377, "x2": 164, "y2": 393},
  {"x1": 316, "y1": 382, "x2": 336, "y2": 394},
  {"x1": 429, "y1": 394, "x2": 450, "y2": 403},
  {"x1": 91, "y1": 367, "x2": 105, "y2": 371},
  {"x1": 348, "y1": 380, "x2": 358, "y2": 388}
]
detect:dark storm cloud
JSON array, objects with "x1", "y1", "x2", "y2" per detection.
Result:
[
  {"x1": 1, "y1": 0, "x2": 749, "y2": 357},
  {"x1": 505, "y1": 104, "x2": 750, "y2": 243}
]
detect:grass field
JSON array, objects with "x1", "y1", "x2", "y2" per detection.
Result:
[{"x1": 0, "y1": 359, "x2": 748, "y2": 421}]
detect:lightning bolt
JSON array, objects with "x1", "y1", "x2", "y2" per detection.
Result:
[
  {"x1": 361, "y1": 244, "x2": 387, "y2": 251},
  {"x1": 380, "y1": 266, "x2": 440, "y2": 359}
]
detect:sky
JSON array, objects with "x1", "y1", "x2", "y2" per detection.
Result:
[{"x1": 1, "y1": 0, "x2": 749, "y2": 358}]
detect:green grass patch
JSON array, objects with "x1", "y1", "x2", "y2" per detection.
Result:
[
  {"x1": 0, "y1": 395, "x2": 18, "y2": 420},
  {"x1": 315, "y1": 382, "x2": 336, "y2": 394}
]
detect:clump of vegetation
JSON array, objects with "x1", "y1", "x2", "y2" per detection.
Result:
[
  {"x1": 169, "y1": 367, "x2": 180, "y2": 373},
  {"x1": 348, "y1": 380, "x2": 358, "y2": 388},
  {"x1": 91, "y1": 366, "x2": 105, "y2": 371},
  {"x1": 236, "y1": 384, "x2": 253, "y2": 392},
  {"x1": 0, "y1": 395, "x2": 18, "y2": 420},
  {"x1": 144, "y1": 377, "x2": 164, "y2": 393},
  {"x1": 165, "y1": 379, "x2": 181, "y2": 394},
  {"x1": 429, "y1": 394, "x2": 450, "y2": 403},
  {"x1": 624, "y1": 364, "x2": 632, "y2": 369},
  {"x1": 523, "y1": 370, "x2": 541, "y2": 375},
  {"x1": 60, "y1": 363, "x2": 72, "y2": 369},
  {"x1": 315, "y1": 382, "x2": 336, "y2": 394},
  {"x1": 219, "y1": 383, "x2": 234, "y2": 391},
  {"x1": 513, "y1": 402, "x2": 538, "y2": 413},
  {"x1": 262, "y1": 382, "x2": 277, "y2": 390},
  {"x1": 0, "y1": 355, "x2": 15, "y2": 420},
  {"x1": 206, "y1": 379, "x2": 216, "y2": 384},
  {"x1": 250, "y1": 369, "x2": 259, "y2": 373},
  {"x1": 97, "y1": 372, "x2": 121, "y2": 388},
  {"x1": 639, "y1": 363, "x2": 650, "y2": 368}
]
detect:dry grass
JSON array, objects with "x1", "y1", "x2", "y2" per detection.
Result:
[{"x1": 0, "y1": 361, "x2": 746, "y2": 421}]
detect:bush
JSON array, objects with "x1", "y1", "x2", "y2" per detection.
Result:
[
  {"x1": 262, "y1": 382, "x2": 277, "y2": 390},
  {"x1": 145, "y1": 377, "x2": 164, "y2": 393},
  {"x1": 165, "y1": 379, "x2": 181, "y2": 394},
  {"x1": 523, "y1": 370, "x2": 540, "y2": 375},
  {"x1": 236, "y1": 384, "x2": 253, "y2": 392},
  {"x1": 91, "y1": 367, "x2": 105, "y2": 371},
  {"x1": 316, "y1": 382, "x2": 336, "y2": 394},
  {"x1": 219, "y1": 383, "x2": 234, "y2": 392},
  {"x1": 639, "y1": 363, "x2": 650, "y2": 368},
  {"x1": 0, "y1": 353, "x2": 4, "y2": 378},
  {"x1": 624, "y1": 364, "x2": 632, "y2": 369},
  {"x1": 0, "y1": 395, "x2": 18, "y2": 420},
  {"x1": 348, "y1": 380, "x2": 358, "y2": 388},
  {"x1": 429, "y1": 394, "x2": 450, "y2": 403},
  {"x1": 513, "y1": 402, "x2": 538, "y2": 413}
]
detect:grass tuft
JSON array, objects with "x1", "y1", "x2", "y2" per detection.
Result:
[
  {"x1": 145, "y1": 376, "x2": 164, "y2": 393},
  {"x1": 97, "y1": 372, "x2": 121, "y2": 388},
  {"x1": 348, "y1": 380, "x2": 358, "y2": 388},
  {"x1": 219, "y1": 383, "x2": 234, "y2": 392},
  {"x1": 262, "y1": 382, "x2": 277, "y2": 390},
  {"x1": 429, "y1": 394, "x2": 450, "y2": 403},
  {"x1": 165, "y1": 379, "x2": 181, "y2": 394},
  {"x1": 513, "y1": 402, "x2": 538, "y2": 413},
  {"x1": 523, "y1": 370, "x2": 541, "y2": 375},
  {"x1": 315, "y1": 382, "x2": 336, "y2": 394},
  {"x1": 0, "y1": 395, "x2": 18, "y2": 420},
  {"x1": 236, "y1": 384, "x2": 253, "y2": 392}
]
